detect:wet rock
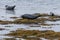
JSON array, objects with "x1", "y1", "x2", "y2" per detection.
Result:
[{"x1": 10, "y1": 16, "x2": 18, "y2": 19}]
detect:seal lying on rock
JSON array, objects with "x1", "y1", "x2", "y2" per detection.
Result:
[
  {"x1": 5, "y1": 5, "x2": 16, "y2": 10},
  {"x1": 21, "y1": 14, "x2": 40, "y2": 19}
]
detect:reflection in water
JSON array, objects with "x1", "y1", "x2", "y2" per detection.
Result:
[{"x1": 6, "y1": 10, "x2": 15, "y2": 15}]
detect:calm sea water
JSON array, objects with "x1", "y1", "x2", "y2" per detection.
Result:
[{"x1": 0, "y1": 0, "x2": 60, "y2": 40}]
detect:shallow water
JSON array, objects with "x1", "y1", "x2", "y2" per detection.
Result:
[{"x1": 0, "y1": 0, "x2": 60, "y2": 40}]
